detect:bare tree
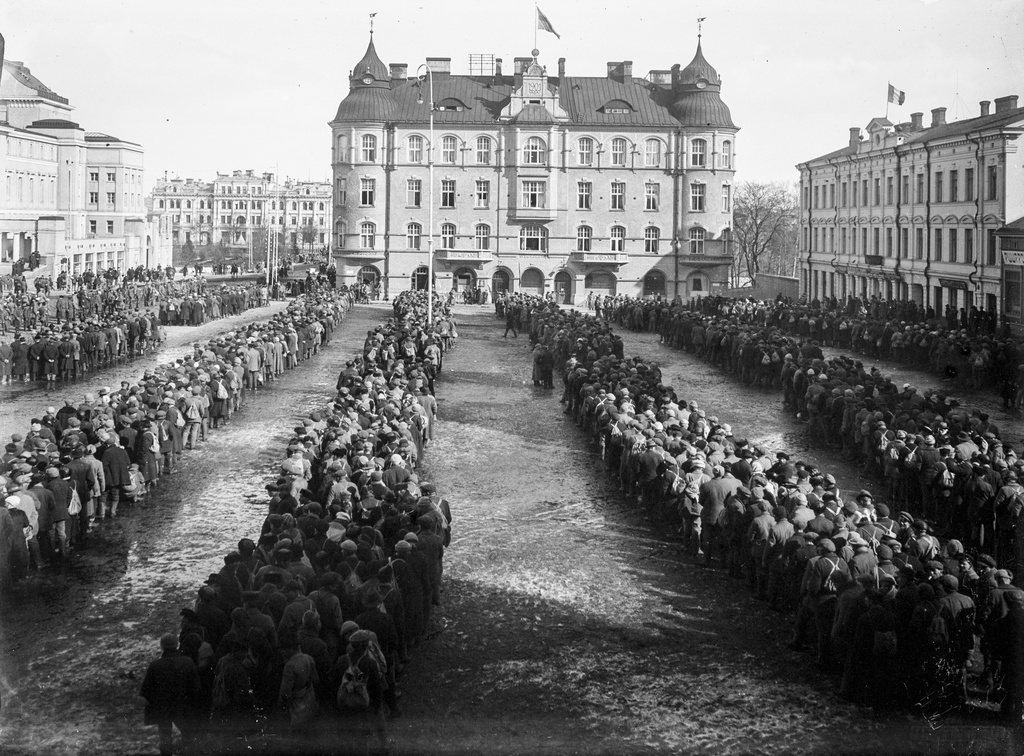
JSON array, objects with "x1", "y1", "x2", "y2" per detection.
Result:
[{"x1": 733, "y1": 181, "x2": 799, "y2": 286}]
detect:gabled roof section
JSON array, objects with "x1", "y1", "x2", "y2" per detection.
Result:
[{"x1": 511, "y1": 103, "x2": 555, "y2": 124}]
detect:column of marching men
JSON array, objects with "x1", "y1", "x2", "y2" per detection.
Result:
[
  {"x1": 499, "y1": 293, "x2": 1024, "y2": 726},
  {"x1": 0, "y1": 289, "x2": 350, "y2": 584},
  {"x1": 0, "y1": 276, "x2": 273, "y2": 388},
  {"x1": 136, "y1": 289, "x2": 457, "y2": 756}
]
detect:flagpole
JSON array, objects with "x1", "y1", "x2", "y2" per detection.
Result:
[
  {"x1": 534, "y1": 5, "x2": 538, "y2": 51},
  {"x1": 886, "y1": 82, "x2": 890, "y2": 120}
]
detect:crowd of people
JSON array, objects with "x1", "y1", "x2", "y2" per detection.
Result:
[
  {"x1": 586, "y1": 293, "x2": 1021, "y2": 403},
  {"x1": 0, "y1": 288, "x2": 351, "y2": 585},
  {"x1": 0, "y1": 281, "x2": 272, "y2": 388},
  {"x1": 138, "y1": 288, "x2": 457, "y2": 755},
  {"x1": 499, "y1": 292, "x2": 1024, "y2": 724}
]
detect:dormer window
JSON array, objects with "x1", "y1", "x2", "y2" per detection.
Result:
[
  {"x1": 601, "y1": 99, "x2": 634, "y2": 115},
  {"x1": 436, "y1": 98, "x2": 469, "y2": 112}
]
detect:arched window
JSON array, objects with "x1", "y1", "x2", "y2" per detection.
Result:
[
  {"x1": 689, "y1": 227, "x2": 705, "y2": 254},
  {"x1": 475, "y1": 224, "x2": 491, "y2": 250},
  {"x1": 407, "y1": 135, "x2": 423, "y2": 163},
  {"x1": 644, "y1": 139, "x2": 661, "y2": 167},
  {"x1": 691, "y1": 138, "x2": 707, "y2": 167},
  {"x1": 185, "y1": 200, "x2": 192, "y2": 209},
  {"x1": 361, "y1": 134, "x2": 377, "y2": 162},
  {"x1": 442, "y1": 136, "x2": 458, "y2": 163},
  {"x1": 523, "y1": 136, "x2": 546, "y2": 165},
  {"x1": 360, "y1": 222, "x2": 375, "y2": 249},
  {"x1": 644, "y1": 226, "x2": 660, "y2": 253},
  {"x1": 519, "y1": 226, "x2": 548, "y2": 252},
  {"x1": 406, "y1": 223, "x2": 421, "y2": 249},
  {"x1": 476, "y1": 137, "x2": 492, "y2": 165},
  {"x1": 158, "y1": 199, "x2": 165, "y2": 209},
  {"x1": 335, "y1": 220, "x2": 347, "y2": 248},
  {"x1": 576, "y1": 226, "x2": 592, "y2": 252},
  {"x1": 610, "y1": 225, "x2": 626, "y2": 252},
  {"x1": 610, "y1": 138, "x2": 627, "y2": 166},
  {"x1": 721, "y1": 140, "x2": 732, "y2": 169},
  {"x1": 578, "y1": 137, "x2": 594, "y2": 165},
  {"x1": 441, "y1": 223, "x2": 456, "y2": 248}
]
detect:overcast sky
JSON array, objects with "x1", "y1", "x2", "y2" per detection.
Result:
[{"x1": 2, "y1": 0, "x2": 1020, "y2": 192}]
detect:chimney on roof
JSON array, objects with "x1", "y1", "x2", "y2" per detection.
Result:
[
  {"x1": 606, "y1": 61, "x2": 622, "y2": 81},
  {"x1": 622, "y1": 61, "x2": 632, "y2": 80},
  {"x1": 558, "y1": 57, "x2": 565, "y2": 82},
  {"x1": 910, "y1": 112, "x2": 923, "y2": 130},
  {"x1": 494, "y1": 57, "x2": 502, "y2": 77},
  {"x1": 389, "y1": 63, "x2": 407, "y2": 80},
  {"x1": 425, "y1": 57, "x2": 451, "y2": 76},
  {"x1": 849, "y1": 127, "x2": 861, "y2": 147},
  {"x1": 514, "y1": 57, "x2": 531, "y2": 75},
  {"x1": 980, "y1": 100, "x2": 991, "y2": 117},
  {"x1": 931, "y1": 107, "x2": 946, "y2": 127},
  {"x1": 671, "y1": 63, "x2": 680, "y2": 89},
  {"x1": 995, "y1": 95, "x2": 1020, "y2": 113}
]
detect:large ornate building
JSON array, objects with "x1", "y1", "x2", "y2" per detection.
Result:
[
  {"x1": 0, "y1": 34, "x2": 170, "y2": 277},
  {"x1": 148, "y1": 171, "x2": 332, "y2": 261},
  {"x1": 329, "y1": 34, "x2": 738, "y2": 303},
  {"x1": 796, "y1": 96, "x2": 1024, "y2": 316}
]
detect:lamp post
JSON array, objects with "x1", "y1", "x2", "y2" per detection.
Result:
[{"x1": 416, "y1": 63, "x2": 435, "y2": 325}]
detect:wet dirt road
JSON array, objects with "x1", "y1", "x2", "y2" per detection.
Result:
[{"x1": 1, "y1": 304, "x2": 1018, "y2": 755}]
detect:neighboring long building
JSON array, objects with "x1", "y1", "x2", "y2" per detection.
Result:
[
  {"x1": 147, "y1": 170, "x2": 332, "y2": 260},
  {"x1": 329, "y1": 34, "x2": 739, "y2": 303},
  {"x1": 0, "y1": 35, "x2": 170, "y2": 277},
  {"x1": 796, "y1": 97, "x2": 1024, "y2": 317}
]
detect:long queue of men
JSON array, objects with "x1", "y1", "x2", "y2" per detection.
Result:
[
  {"x1": 499, "y1": 292, "x2": 1024, "y2": 726},
  {"x1": 590, "y1": 292, "x2": 1022, "y2": 404},
  {"x1": 0, "y1": 289, "x2": 351, "y2": 586},
  {"x1": 139, "y1": 290, "x2": 456, "y2": 756},
  {"x1": 0, "y1": 282, "x2": 270, "y2": 389}
]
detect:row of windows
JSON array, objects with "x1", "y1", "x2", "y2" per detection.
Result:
[
  {"x1": 808, "y1": 165, "x2": 1000, "y2": 209},
  {"x1": 87, "y1": 220, "x2": 116, "y2": 235},
  {"x1": 345, "y1": 222, "x2": 709, "y2": 254},
  {"x1": 356, "y1": 133, "x2": 733, "y2": 169},
  {"x1": 807, "y1": 225, "x2": 999, "y2": 265},
  {"x1": 88, "y1": 171, "x2": 119, "y2": 183},
  {"x1": 6, "y1": 174, "x2": 56, "y2": 205},
  {"x1": 345, "y1": 177, "x2": 729, "y2": 213},
  {"x1": 159, "y1": 198, "x2": 326, "y2": 212}
]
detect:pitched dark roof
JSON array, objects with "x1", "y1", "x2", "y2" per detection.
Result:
[
  {"x1": 903, "y1": 106, "x2": 1024, "y2": 144},
  {"x1": 800, "y1": 144, "x2": 858, "y2": 165},
  {"x1": 27, "y1": 118, "x2": 79, "y2": 129},
  {"x1": 997, "y1": 216, "x2": 1024, "y2": 233},
  {"x1": 332, "y1": 87, "x2": 397, "y2": 123},
  {"x1": 560, "y1": 76, "x2": 679, "y2": 126},
  {"x1": 2, "y1": 61, "x2": 69, "y2": 104}
]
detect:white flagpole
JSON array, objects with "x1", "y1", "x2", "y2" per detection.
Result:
[{"x1": 886, "y1": 82, "x2": 890, "y2": 120}]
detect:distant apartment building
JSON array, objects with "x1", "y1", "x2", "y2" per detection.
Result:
[
  {"x1": 148, "y1": 170, "x2": 332, "y2": 258},
  {"x1": 796, "y1": 95, "x2": 1024, "y2": 316}
]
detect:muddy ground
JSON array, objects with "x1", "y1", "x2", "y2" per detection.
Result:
[{"x1": 0, "y1": 304, "x2": 1019, "y2": 756}]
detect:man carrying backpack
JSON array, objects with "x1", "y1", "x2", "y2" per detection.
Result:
[
  {"x1": 181, "y1": 386, "x2": 205, "y2": 451},
  {"x1": 338, "y1": 629, "x2": 390, "y2": 754},
  {"x1": 806, "y1": 538, "x2": 850, "y2": 669}
]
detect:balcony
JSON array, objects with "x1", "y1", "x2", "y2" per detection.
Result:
[
  {"x1": 570, "y1": 251, "x2": 628, "y2": 266},
  {"x1": 337, "y1": 247, "x2": 386, "y2": 262},
  {"x1": 435, "y1": 248, "x2": 494, "y2": 264},
  {"x1": 681, "y1": 238, "x2": 733, "y2": 266},
  {"x1": 508, "y1": 204, "x2": 557, "y2": 222}
]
